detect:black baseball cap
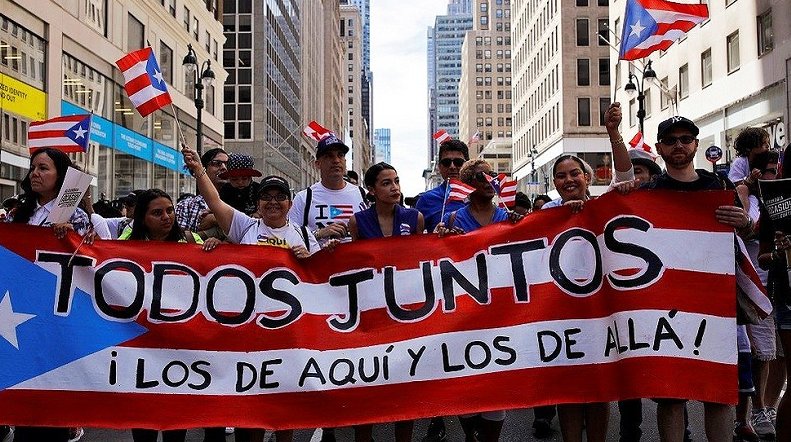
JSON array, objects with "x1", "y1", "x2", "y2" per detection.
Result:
[
  {"x1": 316, "y1": 133, "x2": 350, "y2": 158},
  {"x1": 259, "y1": 175, "x2": 291, "y2": 198},
  {"x1": 657, "y1": 116, "x2": 700, "y2": 139}
]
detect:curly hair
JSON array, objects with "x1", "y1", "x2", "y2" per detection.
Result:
[
  {"x1": 459, "y1": 159, "x2": 492, "y2": 185},
  {"x1": 734, "y1": 127, "x2": 769, "y2": 157}
]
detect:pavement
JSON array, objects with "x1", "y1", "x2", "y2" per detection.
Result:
[{"x1": 55, "y1": 401, "x2": 719, "y2": 441}]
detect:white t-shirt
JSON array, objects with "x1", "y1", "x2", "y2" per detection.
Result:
[
  {"x1": 228, "y1": 209, "x2": 320, "y2": 254},
  {"x1": 728, "y1": 156, "x2": 749, "y2": 183},
  {"x1": 288, "y1": 181, "x2": 368, "y2": 232}
]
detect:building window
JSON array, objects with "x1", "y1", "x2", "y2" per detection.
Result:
[
  {"x1": 127, "y1": 13, "x2": 145, "y2": 51},
  {"x1": 679, "y1": 64, "x2": 689, "y2": 99},
  {"x1": 168, "y1": 0, "x2": 176, "y2": 17},
  {"x1": 184, "y1": 7, "x2": 190, "y2": 32},
  {"x1": 599, "y1": 97, "x2": 611, "y2": 126},
  {"x1": 628, "y1": 98, "x2": 635, "y2": 127},
  {"x1": 727, "y1": 30, "x2": 740, "y2": 73},
  {"x1": 480, "y1": 2, "x2": 488, "y2": 11},
  {"x1": 598, "y1": 58, "x2": 610, "y2": 85},
  {"x1": 159, "y1": 41, "x2": 173, "y2": 83},
  {"x1": 644, "y1": 89, "x2": 651, "y2": 118},
  {"x1": 578, "y1": 98, "x2": 591, "y2": 126},
  {"x1": 193, "y1": 17, "x2": 199, "y2": 40},
  {"x1": 597, "y1": 19, "x2": 608, "y2": 46},
  {"x1": 757, "y1": 10, "x2": 773, "y2": 56},
  {"x1": 576, "y1": 19, "x2": 589, "y2": 46},
  {"x1": 660, "y1": 77, "x2": 670, "y2": 110},
  {"x1": 577, "y1": 59, "x2": 590, "y2": 86},
  {"x1": 701, "y1": 48, "x2": 712, "y2": 88},
  {"x1": 576, "y1": 0, "x2": 588, "y2": 5}
]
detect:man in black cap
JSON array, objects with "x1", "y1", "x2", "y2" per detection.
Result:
[
  {"x1": 288, "y1": 133, "x2": 367, "y2": 244},
  {"x1": 643, "y1": 115, "x2": 752, "y2": 442}
]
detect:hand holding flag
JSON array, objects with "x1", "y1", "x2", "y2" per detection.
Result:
[{"x1": 116, "y1": 47, "x2": 173, "y2": 117}]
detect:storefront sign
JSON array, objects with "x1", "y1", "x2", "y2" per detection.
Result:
[
  {"x1": 763, "y1": 120, "x2": 786, "y2": 150},
  {"x1": 0, "y1": 74, "x2": 46, "y2": 120},
  {"x1": 152, "y1": 142, "x2": 179, "y2": 171},
  {"x1": 114, "y1": 125, "x2": 152, "y2": 161}
]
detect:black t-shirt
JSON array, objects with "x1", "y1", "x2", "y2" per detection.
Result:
[
  {"x1": 219, "y1": 181, "x2": 261, "y2": 215},
  {"x1": 641, "y1": 169, "x2": 733, "y2": 191},
  {"x1": 758, "y1": 202, "x2": 790, "y2": 304}
]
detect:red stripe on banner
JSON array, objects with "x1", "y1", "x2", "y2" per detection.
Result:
[
  {"x1": 641, "y1": 0, "x2": 709, "y2": 17},
  {"x1": 29, "y1": 145, "x2": 86, "y2": 154},
  {"x1": 29, "y1": 115, "x2": 86, "y2": 127},
  {"x1": 0, "y1": 358, "x2": 735, "y2": 430},
  {"x1": 654, "y1": 21, "x2": 698, "y2": 36},
  {"x1": 116, "y1": 47, "x2": 152, "y2": 72},
  {"x1": 136, "y1": 94, "x2": 173, "y2": 117}
]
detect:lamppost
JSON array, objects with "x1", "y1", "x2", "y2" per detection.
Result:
[
  {"x1": 528, "y1": 146, "x2": 540, "y2": 196},
  {"x1": 624, "y1": 60, "x2": 657, "y2": 134},
  {"x1": 182, "y1": 44, "x2": 215, "y2": 155}
]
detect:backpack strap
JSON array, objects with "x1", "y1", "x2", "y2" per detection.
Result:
[
  {"x1": 300, "y1": 225, "x2": 310, "y2": 249},
  {"x1": 303, "y1": 186, "x2": 313, "y2": 227},
  {"x1": 358, "y1": 186, "x2": 367, "y2": 201}
]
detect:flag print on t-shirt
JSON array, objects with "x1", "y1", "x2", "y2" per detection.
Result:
[
  {"x1": 329, "y1": 204, "x2": 354, "y2": 220},
  {"x1": 256, "y1": 235, "x2": 290, "y2": 249}
]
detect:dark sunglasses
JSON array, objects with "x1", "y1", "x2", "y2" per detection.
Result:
[
  {"x1": 260, "y1": 193, "x2": 289, "y2": 202},
  {"x1": 208, "y1": 159, "x2": 228, "y2": 167},
  {"x1": 439, "y1": 158, "x2": 465, "y2": 168},
  {"x1": 763, "y1": 168, "x2": 778, "y2": 175},
  {"x1": 659, "y1": 135, "x2": 696, "y2": 146},
  {"x1": 475, "y1": 171, "x2": 498, "y2": 182}
]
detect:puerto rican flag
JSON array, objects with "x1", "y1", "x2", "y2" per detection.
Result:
[
  {"x1": 629, "y1": 132, "x2": 658, "y2": 158},
  {"x1": 28, "y1": 114, "x2": 92, "y2": 153},
  {"x1": 329, "y1": 204, "x2": 354, "y2": 220},
  {"x1": 115, "y1": 47, "x2": 173, "y2": 117},
  {"x1": 447, "y1": 179, "x2": 476, "y2": 202},
  {"x1": 433, "y1": 129, "x2": 452, "y2": 144},
  {"x1": 618, "y1": 0, "x2": 709, "y2": 61},
  {"x1": 303, "y1": 121, "x2": 331, "y2": 142},
  {"x1": 485, "y1": 174, "x2": 519, "y2": 208}
]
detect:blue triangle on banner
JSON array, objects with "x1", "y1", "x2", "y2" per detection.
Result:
[{"x1": 0, "y1": 245, "x2": 147, "y2": 391}]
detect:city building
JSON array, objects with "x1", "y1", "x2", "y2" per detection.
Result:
[
  {"x1": 512, "y1": 0, "x2": 612, "y2": 197},
  {"x1": 479, "y1": 137, "x2": 513, "y2": 175},
  {"x1": 373, "y1": 127, "x2": 391, "y2": 163},
  {"x1": 345, "y1": 0, "x2": 373, "y2": 139},
  {"x1": 610, "y1": 0, "x2": 790, "y2": 169},
  {"x1": 425, "y1": 1, "x2": 473, "y2": 188},
  {"x1": 459, "y1": 0, "x2": 514, "y2": 160},
  {"x1": 323, "y1": 0, "x2": 346, "y2": 140},
  {"x1": 340, "y1": 3, "x2": 373, "y2": 177},
  {"x1": 0, "y1": 0, "x2": 226, "y2": 200},
  {"x1": 222, "y1": 0, "x2": 303, "y2": 188}
]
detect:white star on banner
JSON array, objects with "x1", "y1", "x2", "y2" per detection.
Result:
[
  {"x1": 629, "y1": 20, "x2": 646, "y2": 38},
  {"x1": 0, "y1": 291, "x2": 36, "y2": 349},
  {"x1": 72, "y1": 126, "x2": 87, "y2": 139},
  {"x1": 153, "y1": 69, "x2": 164, "y2": 84}
]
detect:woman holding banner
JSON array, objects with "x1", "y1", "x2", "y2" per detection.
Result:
[
  {"x1": 435, "y1": 158, "x2": 522, "y2": 442},
  {"x1": 8, "y1": 148, "x2": 91, "y2": 442},
  {"x1": 347, "y1": 162, "x2": 422, "y2": 442}
]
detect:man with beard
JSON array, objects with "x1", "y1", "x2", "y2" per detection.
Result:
[
  {"x1": 289, "y1": 132, "x2": 368, "y2": 244},
  {"x1": 642, "y1": 116, "x2": 753, "y2": 442}
]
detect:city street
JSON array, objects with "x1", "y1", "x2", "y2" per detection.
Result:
[{"x1": 76, "y1": 402, "x2": 715, "y2": 441}]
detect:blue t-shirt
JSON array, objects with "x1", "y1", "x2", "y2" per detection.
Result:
[
  {"x1": 442, "y1": 205, "x2": 508, "y2": 233},
  {"x1": 353, "y1": 205, "x2": 420, "y2": 239},
  {"x1": 416, "y1": 183, "x2": 466, "y2": 233}
]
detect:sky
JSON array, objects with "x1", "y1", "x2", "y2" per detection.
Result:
[{"x1": 370, "y1": 0, "x2": 449, "y2": 198}]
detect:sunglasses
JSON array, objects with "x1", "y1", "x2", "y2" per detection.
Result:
[
  {"x1": 659, "y1": 135, "x2": 696, "y2": 146},
  {"x1": 208, "y1": 159, "x2": 228, "y2": 167},
  {"x1": 260, "y1": 193, "x2": 289, "y2": 202},
  {"x1": 763, "y1": 168, "x2": 778, "y2": 175},
  {"x1": 439, "y1": 158, "x2": 465, "y2": 168},
  {"x1": 475, "y1": 170, "x2": 498, "y2": 182}
]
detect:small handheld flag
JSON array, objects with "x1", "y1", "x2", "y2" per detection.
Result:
[
  {"x1": 28, "y1": 114, "x2": 92, "y2": 153},
  {"x1": 116, "y1": 47, "x2": 173, "y2": 117},
  {"x1": 433, "y1": 129, "x2": 452, "y2": 144},
  {"x1": 499, "y1": 178, "x2": 519, "y2": 207},
  {"x1": 303, "y1": 121, "x2": 331, "y2": 141},
  {"x1": 469, "y1": 130, "x2": 481, "y2": 144},
  {"x1": 447, "y1": 179, "x2": 476, "y2": 202},
  {"x1": 618, "y1": 0, "x2": 709, "y2": 61}
]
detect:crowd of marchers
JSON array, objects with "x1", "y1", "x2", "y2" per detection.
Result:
[{"x1": 2, "y1": 102, "x2": 790, "y2": 442}]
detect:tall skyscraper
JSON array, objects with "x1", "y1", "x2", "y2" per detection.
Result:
[
  {"x1": 345, "y1": 0, "x2": 373, "y2": 141},
  {"x1": 374, "y1": 128, "x2": 391, "y2": 163},
  {"x1": 340, "y1": 4, "x2": 373, "y2": 177},
  {"x1": 458, "y1": 0, "x2": 513, "y2": 163},
  {"x1": 511, "y1": 0, "x2": 612, "y2": 196},
  {"x1": 223, "y1": 0, "x2": 303, "y2": 187},
  {"x1": 426, "y1": 2, "x2": 473, "y2": 176}
]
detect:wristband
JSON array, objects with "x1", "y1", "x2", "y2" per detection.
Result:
[{"x1": 195, "y1": 168, "x2": 207, "y2": 179}]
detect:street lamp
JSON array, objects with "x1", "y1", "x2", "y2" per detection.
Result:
[
  {"x1": 182, "y1": 44, "x2": 215, "y2": 155},
  {"x1": 624, "y1": 60, "x2": 656, "y2": 134}
]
